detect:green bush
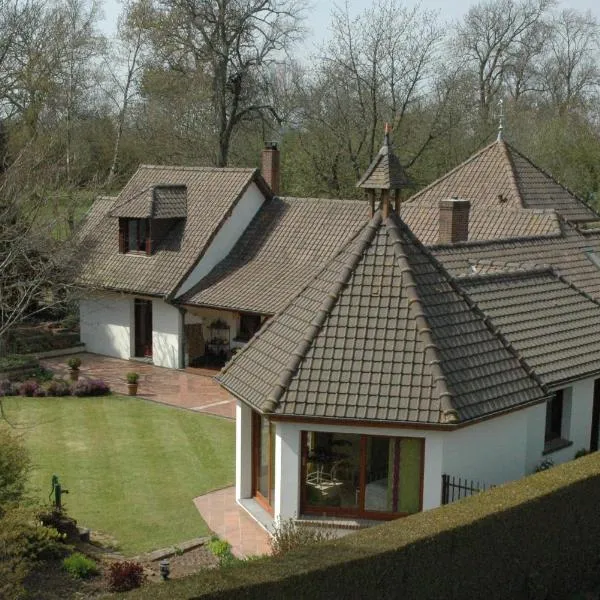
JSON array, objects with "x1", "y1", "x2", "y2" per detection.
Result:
[
  {"x1": 0, "y1": 428, "x2": 31, "y2": 510},
  {"x1": 208, "y1": 536, "x2": 237, "y2": 566},
  {"x1": 270, "y1": 518, "x2": 334, "y2": 557},
  {"x1": 62, "y1": 552, "x2": 98, "y2": 579}
]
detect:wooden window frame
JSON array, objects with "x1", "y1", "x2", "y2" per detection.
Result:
[
  {"x1": 119, "y1": 218, "x2": 152, "y2": 255},
  {"x1": 299, "y1": 432, "x2": 424, "y2": 520},
  {"x1": 252, "y1": 412, "x2": 274, "y2": 515}
]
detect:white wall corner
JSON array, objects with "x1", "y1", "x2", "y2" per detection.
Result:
[
  {"x1": 236, "y1": 401, "x2": 253, "y2": 501},
  {"x1": 175, "y1": 182, "x2": 266, "y2": 297},
  {"x1": 422, "y1": 435, "x2": 444, "y2": 510},
  {"x1": 274, "y1": 422, "x2": 300, "y2": 521},
  {"x1": 151, "y1": 300, "x2": 183, "y2": 369}
]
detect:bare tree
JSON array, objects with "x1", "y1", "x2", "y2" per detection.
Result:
[
  {"x1": 455, "y1": 0, "x2": 554, "y2": 122},
  {"x1": 541, "y1": 9, "x2": 600, "y2": 113},
  {"x1": 137, "y1": 0, "x2": 306, "y2": 166}
]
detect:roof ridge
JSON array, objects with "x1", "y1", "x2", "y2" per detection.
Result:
[
  {"x1": 260, "y1": 213, "x2": 383, "y2": 413},
  {"x1": 138, "y1": 164, "x2": 256, "y2": 173},
  {"x1": 498, "y1": 139, "x2": 524, "y2": 207},
  {"x1": 388, "y1": 212, "x2": 547, "y2": 401},
  {"x1": 406, "y1": 140, "x2": 497, "y2": 203},
  {"x1": 459, "y1": 265, "x2": 555, "y2": 282},
  {"x1": 505, "y1": 141, "x2": 600, "y2": 221},
  {"x1": 385, "y1": 215, "x2": 459, "y2": 424}
]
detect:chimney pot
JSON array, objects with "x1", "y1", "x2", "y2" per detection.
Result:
[
  {"x1": 261, "y1": 142, "x2": 280, "y2": 195},
  {"x1": 439, "y1": 198, "x2": 470, "y2": 244}
]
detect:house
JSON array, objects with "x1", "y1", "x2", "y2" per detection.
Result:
[
  {"x1": 216, "y1": 130, "x2": 600, "y2": 526},
  {"x1": 78, "y1": 139, "x2": 567, "y2": 370}
]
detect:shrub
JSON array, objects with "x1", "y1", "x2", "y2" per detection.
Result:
[
  {"x1": 71, "y1": 379, "x2": 110, "y2": 397},
  {"x1": 126, "y1": 372, "x2": 139, "y2": 384},
  {"x1": 108, "y1": 560, "x2": 146, "y2": 592},
  {"x1": 0, "y1": 429, "x2": 31, "y2": 509},
  {"x1": 66, "y1": 357, "x2": 81, "y2": 370},
  {"x1": 46, "y1": 379, "x2": 71, "y2": 397},
  {"x1": 62, "y1": 552, "x2": 98, "y2": 579},
  {"x1": 17, "y1": 380, "x2": 41, "y2": 397},
  {"x1": 32, "y1": 367, "x2": 54, "y2": 383},
  {"x1": 269, "y1": 518, "x2": 334, "y2": 557},
  {"x1": 0, "y1": 379, "x2": 16, "y2": 396},
  {"x1": 575, "y1": 448, "x2": 590, "y2": 459},
  {"x1": 208, "y1": 536, "x2": 237, "y2": 566}
]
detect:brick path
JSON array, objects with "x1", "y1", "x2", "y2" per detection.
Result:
[
  {"x1": 194, "y1": 487, "x2": 272, "y2": 558},
  {"x1": 41, "y1": 352, "x2": 236, "y2": 419}
]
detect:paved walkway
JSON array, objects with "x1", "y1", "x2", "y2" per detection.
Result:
[
  {"x1": 41, "y1": 352, "x2": 236, "y2": 419},
  {"x1": 194, "y1": 487, "x2": 272, "y2": 558}
]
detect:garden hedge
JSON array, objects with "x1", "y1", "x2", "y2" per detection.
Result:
[{"x1": 127, "y1": 453, "x2": 600, "y2": 600}]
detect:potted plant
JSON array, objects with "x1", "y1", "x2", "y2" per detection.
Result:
[
  {"x1": 67, "y1": 357, "x2": 82, "y2": 381},
  {"x1": 126, "y1": 372, "x2": 139, "y2": 396}
]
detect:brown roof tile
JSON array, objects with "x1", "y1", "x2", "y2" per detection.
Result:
[
  {"x1": 178, "y1": 197, "x2": 368, "y2": 313},
  {"x1": 78, "y1": 166, "x2": 267, "y2": 297},
  {"x1": 357, "y1": 133, "x2": 411, "y2": 190},
  {"x1": 409, "y1": 140, "x2": 599, "y2": 222},
  {"x1": 218, "y1": 211, "x2": 545, "y2": 424},
  {"x1": 460, "y1": 269, "x2": 600, "y2": 386}
]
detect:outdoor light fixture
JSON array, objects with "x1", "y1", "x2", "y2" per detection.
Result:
[{"x1": 159, "y1": 559, "x2": 170, "y2": 581}]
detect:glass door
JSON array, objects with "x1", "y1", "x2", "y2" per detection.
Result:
[{"x1": 252, "y1": 413, "x2": 275, "y2": 512}]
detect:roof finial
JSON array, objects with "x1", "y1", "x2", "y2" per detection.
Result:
[
  {"x1": 384, "y1": 122, "x2": 391, "y2": 145},
  {"x1": 497, "y1": 98, "x2": 504, "y2": 141}
]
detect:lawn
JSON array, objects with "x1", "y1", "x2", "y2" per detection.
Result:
[{"x1": 1, "y1": 395, "x2": 235, "y2": 555}]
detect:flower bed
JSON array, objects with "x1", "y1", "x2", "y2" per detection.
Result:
[{"x1": 0, "y1": 374, "x2": 110, "y2": 398}]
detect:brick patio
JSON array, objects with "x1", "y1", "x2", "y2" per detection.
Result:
[
  {"x1": 194, "y1": 487, "x2": 272, "y2": 558},
  {"x1": 41, "y1": 352, "x2": 236, "y2": 419}
]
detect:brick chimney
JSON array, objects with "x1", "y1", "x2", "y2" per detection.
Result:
[
  {"x1": 262, "y1": 141, "x2": 280, "y2": 195},
  {"x1": 439, "y1": 198, "x2": 470, "y2": 244}
]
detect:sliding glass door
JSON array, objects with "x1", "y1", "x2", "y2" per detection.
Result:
[{"x1": 301, "y1": 431, "x2": 423, "y2": 518}]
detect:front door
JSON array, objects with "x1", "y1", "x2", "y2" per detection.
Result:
[
  {"x1": 134, "y1": 299, "x2": 153, "y2": 358},
  {"x1": 591, "y1": 379, "x2": 600, "y2": 452}
]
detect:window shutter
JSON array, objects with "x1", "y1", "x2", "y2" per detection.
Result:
[{"x1": 119, "y1": 219, "x2": 128, "y2": 253}]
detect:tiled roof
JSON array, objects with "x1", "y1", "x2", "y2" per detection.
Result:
[
  {"x1": 357, "y1": 133, "x2": 411, "y2": 190},
  {"x1": 400, "y1": 202, "x2": 560, "y2": 244},
  {"x1": 78, "y1": 166, "x2": 268, "y2": 297},
  {"x1": 433, "y1": 225, "x2": 600, "y2": 304},
  {"x1": 409, "y1": 140, "x2": 599, "y2": 222},
  {"x1": 110, "y1": 184, "x2": 188, "y2": 219},
  {"x1": 181, "y1": 200, "x2": 560, "y2": 315},
  {"x1": 218, "y1": 211, "x2": 545, "y2": 425},
  {"x1": 178, "y1": 197, "x2": 368, "y2": 313},
  {"x1": 460, "y1": 269, "x2": 600, "y2": 386}
]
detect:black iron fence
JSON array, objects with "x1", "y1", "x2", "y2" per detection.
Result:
[{"x1": 441, "y1": 474, "x2": 491, "y2": 505}]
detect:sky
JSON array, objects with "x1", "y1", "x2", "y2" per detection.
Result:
[{"x1": 100, "y1": 0, "x2": 600, "y2": 52}]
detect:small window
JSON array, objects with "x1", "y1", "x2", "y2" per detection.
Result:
[
  {"x1": 237, "y1": 313, "x2": 262, "y2": 342},
  {"x1": 119, "y1": 219, "x2": 151, "y2": 254},
  {"x1": 545, "y1": 390, "x2": 564, "y2": 442}
]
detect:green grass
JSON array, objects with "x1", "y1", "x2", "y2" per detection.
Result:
[{"x1": 1, "y1": 396, "x2": 235, "y2": 555}]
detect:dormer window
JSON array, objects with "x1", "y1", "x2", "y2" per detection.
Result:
[{"x1": 119, "y1": 218, "x2": 151, "y2": 255}]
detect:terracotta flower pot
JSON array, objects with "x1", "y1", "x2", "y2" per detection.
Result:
[
  {"x1": 127, "y1": 383, "x2": 138, "y2": 396},
  {"x1": 69, "y1": 368, "x2": 80, "y2": 382}
]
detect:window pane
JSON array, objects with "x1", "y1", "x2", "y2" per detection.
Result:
[
  {"x1": 305, "y1": 432, "x2": 360, "y2": 509},
  {"x1": 258, "y1": 416, "x2": 270, "y2": 499},
  {"x1": 397, "y1": 439, "x2": 422, "y2": 514},
  {"x1": 365, "y1": 436, "x2": 391, "y2": 512},
  {"x1": 128, "y1": 220, "x2": 138, "y2": 251},
  {"x1": 138, "y1": 219, "x2": 147, "y2": 251}
]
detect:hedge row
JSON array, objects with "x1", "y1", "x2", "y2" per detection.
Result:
[{"x1": 127, "y1": 453, "x2": 600, "y2": 600}]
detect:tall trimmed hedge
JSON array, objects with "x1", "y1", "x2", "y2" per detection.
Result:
[{"x1": 128, "y1": 453, "x2": 600, "y2": 600}]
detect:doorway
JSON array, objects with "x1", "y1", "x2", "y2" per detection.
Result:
[
  {"x1": 591, "y1": 379, "x2": 600, "y2": 452},
  {"x1": 134, "y1": 299, "x2": 153, "y2": 358}
]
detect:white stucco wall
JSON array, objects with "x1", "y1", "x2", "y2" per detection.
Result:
[
  {"x1": 176, "y1": 182, "x2": 266, "y2": 297},
  {"x1": 80, "y1": 293, "x2": 133, "y2": 359},
  {"x1": 152, "y1": 299, "x2": 183, "y2": 369}
]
